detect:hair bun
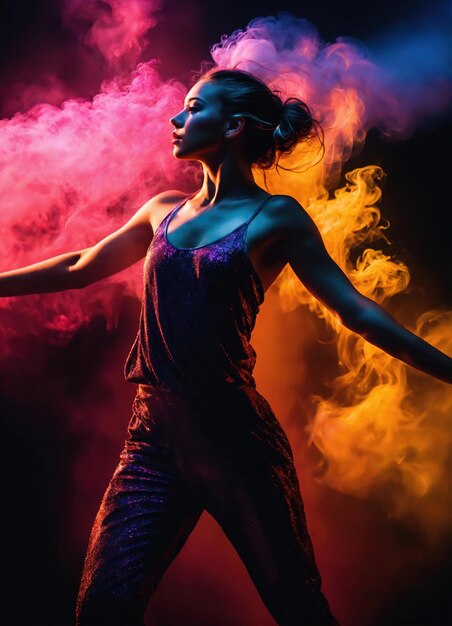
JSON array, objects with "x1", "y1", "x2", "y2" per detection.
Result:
[
  {"x1": 198, "y1": 67, "x2": 324, "y2": 171},
  {"x1": 273, "y1": 97, "x2": 318, "y2": 155}
]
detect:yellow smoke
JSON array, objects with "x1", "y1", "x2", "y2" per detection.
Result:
[{"x1": 253, "y1": 141, "x2": 452, "y2": 533}]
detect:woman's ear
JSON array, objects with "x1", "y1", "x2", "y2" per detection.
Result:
[{"x1": 225, "y1": 115, "x2": 245, "y2": 139}]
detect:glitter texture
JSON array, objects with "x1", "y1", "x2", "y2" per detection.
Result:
[
  {"x1": 75, "y1": 193, "x2": 339, "y2": 625},
  {"x1": 124, "y1": 191, "x2": 267, "y2": 392}
]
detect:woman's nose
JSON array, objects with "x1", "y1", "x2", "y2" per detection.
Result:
[{"x1": 169, "y1": 111, "x2": 185, "y2": 127}]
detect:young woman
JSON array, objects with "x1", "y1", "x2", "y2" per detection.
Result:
[{"x1": 1, "y1": 69, "x2": 450, "y2": 625}]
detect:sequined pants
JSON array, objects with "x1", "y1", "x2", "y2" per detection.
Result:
[{"x1": 75, "y1": 384, "x2": 340, "y2": 626}]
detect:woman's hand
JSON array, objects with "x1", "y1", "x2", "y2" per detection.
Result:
[{"x1": 277, "y1": 195, "x2": 452, "y2": 384}]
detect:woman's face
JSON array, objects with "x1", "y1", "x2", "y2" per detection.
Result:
[{"x1": 169, "y1": 81, "x2": 233, "y2": 161}]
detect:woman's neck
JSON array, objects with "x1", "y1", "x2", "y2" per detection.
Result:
[{"x1": 196, "y1": 154, "x2": 261, "y2": 207}]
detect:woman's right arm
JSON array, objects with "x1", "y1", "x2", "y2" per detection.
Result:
[{"x1": 0, "y1": 192, "x2": 175, "y2": 297}]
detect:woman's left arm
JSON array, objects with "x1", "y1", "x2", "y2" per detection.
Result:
[{"x1": 278, "y1": 195, "x2": 452, "y2": 384}]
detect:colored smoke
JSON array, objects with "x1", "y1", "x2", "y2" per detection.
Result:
[
  {"x1": 1, "y1": 4, "x2": 451, "y2": 623},
  {"x1": 1, "y1": 5, "x2": 450, "y2": 352}
]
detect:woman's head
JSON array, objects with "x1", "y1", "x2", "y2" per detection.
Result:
[{"x1": 169, "y1": 68, "x2": 323, "y2": 171}]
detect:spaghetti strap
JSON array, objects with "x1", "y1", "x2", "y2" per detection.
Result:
[
  {"x1": 165, "y1": 191, "x2": 272, "y2": 234},
  {"x1": 245, "y1": 194, "x2": 273, "y2": 226},
  {"x1": 162, "y1": 191, "x2": 197, "y2": 228},
  {"x1": 164, "y1": 191, "x2": 273, "y2": 253},
  {"x1": 153, "y1": 192, "x2": 196, "y2": 238},
  {"x1": 125, "y1": 185, "x2": 271, "y2": 389}
]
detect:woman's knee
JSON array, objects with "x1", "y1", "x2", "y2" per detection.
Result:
[
  {"x1": 259, "y1": 577, "x2": 340, "y2": 626},
  {"x1": 75, "y1": 582, "x2": 148, "y2": 626}
]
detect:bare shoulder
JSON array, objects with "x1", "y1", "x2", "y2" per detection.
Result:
[
  {"x1": 265, "y1": 193, "x2": 310, "y2": 222},
  {"x1": 150, "y1": 189, "x2": 188, "y2": 205},
  {"x1": 141, "y1": 189, "x2": 187, "y2": 213},
  {"x1": 261, "y1": 193, "x2": 317, "y2": 236},
  {"x1": 254, "y1": 193, "x2": 326, "y2": 269},
  {"x1": 132, "y1": 189, "x2": 188, "y2": 232}
]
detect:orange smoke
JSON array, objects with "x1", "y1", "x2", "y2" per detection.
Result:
[
  {"x1": 210, "y1": 13, "x2": 451, "y2": 537},
  {"x1": 254, "y1": 145, "x2": 451, "y2": 535}
]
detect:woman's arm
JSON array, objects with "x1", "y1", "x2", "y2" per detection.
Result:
[
  {"x1": 277, "y1": 195, "x2": 452, "y2": 384},
  {"x1": 0, "y1": 192, "x2": 173, "y2": 296}
]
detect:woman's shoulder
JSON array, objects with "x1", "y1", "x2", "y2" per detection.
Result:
[
  {"x1": 150, "y1": 189, "x2": 188, "y2": 205},
  {"x1": 257, "y1": 193, "x2": 306, "y2": 224},
  {"x1": 144, "y1": 189, "x2": 188, "y2": 233}
]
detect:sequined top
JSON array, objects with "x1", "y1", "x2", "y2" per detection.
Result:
[{"x1": 124, "y1": 191, "x2": 272, "y2": 393}]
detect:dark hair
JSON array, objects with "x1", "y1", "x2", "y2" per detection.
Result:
[{"x1": 193, "y1": 66, "x2": 325, "y2": 173}]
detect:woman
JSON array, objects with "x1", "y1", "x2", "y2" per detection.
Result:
[{"x1": 1, "y1": 69, "x2": 450, "y2": 625}]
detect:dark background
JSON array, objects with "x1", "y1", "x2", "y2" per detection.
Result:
[{"x1": 0, "y1": 1, "x2": 450, "y2": 625}]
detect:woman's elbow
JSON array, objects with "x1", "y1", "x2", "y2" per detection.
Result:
[{"x1": 67, "y1": 264, "x2": 93, "y2": 289}]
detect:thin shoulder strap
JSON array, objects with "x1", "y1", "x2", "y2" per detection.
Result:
[
  {"x1": 245, "y1": 194, "x2": 274, "y2": 226},
  {"x1": 168, "y1": 191, "x2": 197, "y2": 220},
  {"x1": 163, "y1": 191, "x2": 197, "y2": 230}
]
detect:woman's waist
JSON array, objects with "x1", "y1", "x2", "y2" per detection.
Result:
[{"x1": 125, "y1": 339, "x2": 257, "y2": 388}]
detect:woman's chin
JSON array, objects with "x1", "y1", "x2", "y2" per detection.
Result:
[{"x1": 172, "y1": 146, "x2": 193, "y2": 159}]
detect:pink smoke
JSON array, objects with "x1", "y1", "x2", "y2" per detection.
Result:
[
  {"x1": 0, "y1": 60, "x2": 196, "y2": 357},
  {"x1": 62, "y1": 0, "x2": 162, "y2": 75},
  {"x1": 2, "y1": 8, "x2": 451, "y2": 353},
  {"x1": 1, "y1": 5, "x2": 451, "y2": 625}
]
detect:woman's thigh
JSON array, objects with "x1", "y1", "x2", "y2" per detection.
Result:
[
  {"x1": 75, "y1": 400, "x2": 204, "y2": 626},
  {"x1": 200, "y1": 387, "x2": 340, "y2": 626},
  {"x1": 207, "y1": 460, "x2": 339, "y2": 626}
]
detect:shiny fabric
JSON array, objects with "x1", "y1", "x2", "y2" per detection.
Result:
[
  {"x1": 124, "y1": 191, "x2": 267, "y2": 392},
  {"x1": 76, "y1": 193, "x2": 340, "y2": 625}
]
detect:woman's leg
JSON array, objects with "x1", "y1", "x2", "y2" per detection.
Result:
[
  {"x1": 75, "y1": 391, "x2": 204, "y2": 626},
  {"x1": 208, "y1": 461, "x2": 339, "y2": 626},
  {"x1": 201, "y1": 387, "x2": 340, "y2": 626}
]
